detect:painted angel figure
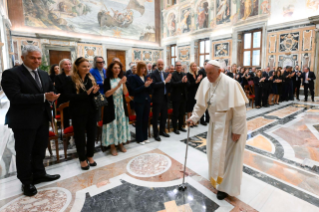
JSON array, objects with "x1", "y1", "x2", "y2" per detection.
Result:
[{"x1": 306, "y1": 0, "x2": 319, "y2": 12}]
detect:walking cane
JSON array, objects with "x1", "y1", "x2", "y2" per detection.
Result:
[{"x1": 178, "y1": 123, "x2": 191, "y2": 191}]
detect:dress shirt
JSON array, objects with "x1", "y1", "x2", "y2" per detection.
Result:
[
  {"x1": 305, "y1": 72, "x2": 309, "y2": 83},
  {"x1": 23, "y1": 63, "x2": 45, "y2": 102}
]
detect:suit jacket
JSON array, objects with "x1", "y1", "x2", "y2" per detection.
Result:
[
  {"x1": 198, "y1": 68, "x2": 206, "y2": 78},
  {"x1": 1, "y1": 65, "x2": 53, "y2": 129},
  {"x1": 125, "y1": 69, "x2": 133, "y2": 77},
  {"x1": 128, "y1": 74, "x2": 152, "y2": 104},
  {"x1": 302, "y1": 71, "x2": 316, "y2": 86},
  {"x1": 171, "y1": 71, "x2": 189, "y2": 102},
  {"x1": 65, "y1": 75, "x2": 98, "y2": 118},
  {"x1": 55, "y1": 72, "x2": 71, "y2": 106},
  {"x1": 283, "y1": 71, "x2": 293, "y2": 82},
  {"x1": 292, "y1": 70, "x2": 302, "y2": 83},
  {"x1": 150, "y1": 69, "x2": 170, "y2": 103},
  {"x1": 90, "y1": 68, "x2": 106, "y2": 94}
]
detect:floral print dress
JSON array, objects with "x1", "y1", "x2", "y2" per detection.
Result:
[{"x1": 102, "y1": 78, "x2": 131, "y2": 146}]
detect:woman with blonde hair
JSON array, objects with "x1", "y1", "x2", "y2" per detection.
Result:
[
  {"x1": 66, "y1": 57, "x2": 100, "y2": 170},
  {"x1": 103, "y1": 61, "x2": 131, "y2": 155},
  {"x1": 186, "y1": 62, "x2": 202, "y2": 122},
  {"x1": 55, "y1": 58, "x2": 72, "y2": 128},
  {"x1": 128, "y1": 62, "x2": 153, "y2": 144}
]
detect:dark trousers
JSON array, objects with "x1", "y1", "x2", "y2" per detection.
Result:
[
  {"x1": 304, "y1": 83, "x2": 315, "y2": 101},
  {"x1": 200, "y1": 110, "x2": 210, "y2": 123},
  {"x1": 135, "y1": 100, "x2": 150, "y2": 142},
  {"x1": 262, "y1": 85, "x2": 269, "y2": 106},
  {"x1": 73, "y1": 112, "x2": 97, "y2": 162},
  {"x1": 293, "y1": 81, "x2": 301, "y2": 100},
  {"x1": 152, "y1": 98, "x2": 168, "y2": 137},
  {"x1": 285, "y1": 80, "x2": 293, "y2": 100},
  {"x1": 12, "y1": 113, "x2": 49, "y2": 184},
  {"x1": 255, "y1": 86, "x2": 262, "y2": 107},
  {"x1": 172, "y1": 100, "x2": 186, "y2": 130}
]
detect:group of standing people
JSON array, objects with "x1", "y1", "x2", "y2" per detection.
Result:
[{"x1": 225, "y1": 64, "x2": 316, "y2": 109}]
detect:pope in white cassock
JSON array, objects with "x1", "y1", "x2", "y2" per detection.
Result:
[{"x1": 187, "y1": 60, "x2": 248, "y2": 200}]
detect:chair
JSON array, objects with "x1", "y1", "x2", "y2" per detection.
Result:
[
  {"x1": 59, "y1": 102, "x2": 73, "y2": 160},
  {"x1": 167, "y1": 108, "x2": 173, "y2": 132},
  {"x1": 125, "y1": 96, "x2": 136, "y2": 143},
  {"x1": 96, "y1": 106, "x2": 106, "y2": 151},
  {"x1": 48, "y1": 113, "x2": 60, "y2": 162},
  {"x1": 244, "y1": 85, "x2": 255, "y2": 108}
]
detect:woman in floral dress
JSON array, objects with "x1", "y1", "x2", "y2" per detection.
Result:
[{"x1": 102, "y1": 61, "x2": 131, "y2": 156}]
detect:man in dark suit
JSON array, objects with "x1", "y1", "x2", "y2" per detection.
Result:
[
  {"x1": 283, "y1": 66, "x2": 294, "y2": 101},
  {"x1": 150, "y1": 59, "x2": 172, "y2": 141},
  {"x1": 302, "y1": 67, "x2": 316, "y2": 102},
  {"x1": 171, "y1": 61, "x2": 189, "y2": 134},
  {"x1": 293, "y1": 65, "x2": 302, "y2": 101},
  {"x1": 1, "y1": 45, "x2": 61, "y2": 196},
  {"x1": 198, "y1": 59, "x2": 209, "y2": 125}
]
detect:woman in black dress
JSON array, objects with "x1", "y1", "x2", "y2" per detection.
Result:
[
  {"x1": 273, "y1": 70, "x2": 283, "y2": 104},
  {"x1": 186, "y1": 62, "x2": 202, "y2": 122},
  {"x1": 254, "y1": 70, "x2": 264, "y2": 109},
  {"x1": 242, "y1": 68, "x2": 250, "y2": 87},
  {"x1": 49, "y1": 64, "x2": 59, "y2": 85}
]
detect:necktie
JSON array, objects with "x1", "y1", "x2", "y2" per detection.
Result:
[
  {"x1": 32, "y1": 70, "x2": 43, "y2": 91},
  {"x1": 160, "y1": 72, "x2": 167, "y2": 95}
]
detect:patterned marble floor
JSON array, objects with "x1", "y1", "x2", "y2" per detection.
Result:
[{"x1": 1, "y1": 101, "x2": 319, "y2": 212}]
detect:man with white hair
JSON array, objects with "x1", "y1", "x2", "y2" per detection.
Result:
[
  {"x1": 187, "y1": 60, "x2": 248, "y2": 200},
  {"x1": 147, "y1": 63, "x2": 152, "y2": 74},
  {"x1": 1, "y1": 45, "x2": 61, "y2": 196}
]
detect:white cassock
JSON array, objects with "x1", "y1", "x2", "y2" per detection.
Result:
[{"x1": 190, "y1": 73, "x2": 248, "y2": 196}]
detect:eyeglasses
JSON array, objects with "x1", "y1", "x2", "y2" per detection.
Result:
[
  {"x1": 176, "y1": 65, "x2": 182, "y2": 66},
  {"x1": 97, "y1": 61, "x2": 105, "y2": 64}
]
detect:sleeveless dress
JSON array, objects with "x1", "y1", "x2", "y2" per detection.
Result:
[{"x1": 102, "y1": 78, "x2": 131, "y2": 146}]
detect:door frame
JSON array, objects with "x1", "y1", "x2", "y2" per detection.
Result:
[
  {"x1": 42, "y1": 45, "x2": 77, "y2": 67},
  {"x1": 104, "y1": 44, "x2": 130, "y2": 70}
]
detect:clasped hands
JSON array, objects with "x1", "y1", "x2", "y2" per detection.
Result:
[
  {"x1": 87, "y1": 85, "x2": 100, "y2": 95},
  {"x1": 182, "y1": 75, "x2": 188, "y2": 83},
  {"x1": 196, "y1": 75, "x2": 203, "y2": 83},
  {"x1": 165, "y1": 74, "x2": 172, "y2": 83},
  {"x1": 45, "y1": 92, "x2": 60, "y2": 102}
]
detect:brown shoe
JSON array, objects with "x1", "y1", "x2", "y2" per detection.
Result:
[
  {"x1": 110, "y1": 144, "x2": 118, "y2": 156},
  {"x1": 118, "y1": 143, "x2": 127, "y2": 153}
]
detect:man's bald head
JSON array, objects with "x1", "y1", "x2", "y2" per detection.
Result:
[
  {"x1": 157, "y1": 59, "x2": 164, "y2": 71},
  {"x1": 205, "y1": 63, "x2": 221, "y2": 83}
]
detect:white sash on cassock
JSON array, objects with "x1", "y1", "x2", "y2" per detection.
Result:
[{"x1": 194, "y1": 74, "x2": 248, "y2": 188}]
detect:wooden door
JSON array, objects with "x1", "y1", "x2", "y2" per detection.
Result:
[
  {"x1": 107, "y1": 50, "x2": 126, "y2": 71},
  {"x1": 49, "y1": 50, "x2": 71, "y2": 66}
]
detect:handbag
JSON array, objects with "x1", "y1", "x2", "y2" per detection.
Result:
[{"x1": 93, "y1": 92, "x2": 108, "y2": 110}]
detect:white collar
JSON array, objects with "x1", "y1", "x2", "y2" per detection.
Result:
[
  {"x1": 23, "y1": 63, "x2": 37, "y2": 73},
  {"x1": 211, "y1": 73, "x2": 222, "y2": 86}
]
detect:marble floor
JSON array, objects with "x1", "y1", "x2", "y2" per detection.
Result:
[{"x1": 1, "y1": 99, "x2": 319, "y2": 211}]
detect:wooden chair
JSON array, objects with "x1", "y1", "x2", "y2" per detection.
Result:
[
  {"x1": 59, "y1": 102, "x2": 73, "y2": 160},
  {"x1": 125, "y1": 96, "x2": 136, "y2": 143},
  {"x1": 244, "y1": 85, "x2": 255, "y2": 108},
  {"x1": 96, "y1": 106, "x2": 106, "y2": 151},
  {"x1": 167, "y1": 108, "x2": 173, "y2": 132},
  {"x1": 48, "y1": 113, "x2": 60, "y2": 162}
]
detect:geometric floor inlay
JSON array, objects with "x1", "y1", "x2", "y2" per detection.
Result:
[
  {"x1": 0, "y1": 188, "x2": 72, "y2": 212},
  {"x1": 127, "y1": 153, "x2": 172, "y2": 177},
  {"x1": 81, "y1": 179, "x2": 219, "y2": 212}
]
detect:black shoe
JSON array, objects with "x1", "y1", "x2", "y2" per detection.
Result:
[
  {"x1": 200, "y1": 121, "x2": 207, "y2": 126},
  {"x1": 174, "y1": 130, "x2": 180, "y2": 135},
  {"x1": 88, "y1": 161, "x2": 97, "y2": 166},
  {"x1": 155, "y1": 136, "x2": 161, "y2": 141},
  {"x1": 81, "y1": 164, "x2": 90, "y2": 170},
  {"x1": 217, "y1": 191, "x2": 228, "y2": 200},
  {"x1": 160, "y1": 132, "x2": 170, "y2": 137},
  {"x1": 22, "y1": 184, "x2": 37, "y2": 196},
  {"x1": 33, "y1": 174, "x2": 61, "y2": 185},
  {"x1": 179, "y1": 128, "x2": 187, "y2": 132}
]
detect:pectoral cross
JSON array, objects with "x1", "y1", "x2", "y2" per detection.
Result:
[{"x1": 207, "y1": 101, "x2": 211, "y2": 107}]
